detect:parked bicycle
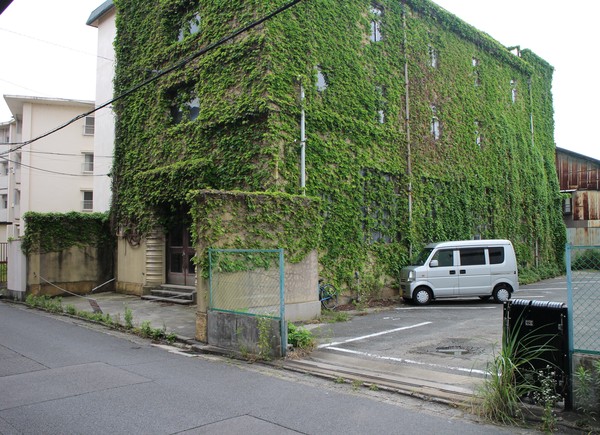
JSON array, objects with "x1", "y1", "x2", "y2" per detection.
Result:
[{"x1": 319, "y1": 279, "x2": 338, "y2": 310}]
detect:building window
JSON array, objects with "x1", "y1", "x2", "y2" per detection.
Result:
[
  {"x1": 0, "y1": 194, "x2": 7, "y2": 209},
  {"x1": 563, "y1": 196, "x2": 572, "y2": 215},
  {"x1": 510, "y1": 79, "x2": 517, "y2": 103},
  {"x1": 82, "y1": 191, "x2": 93, "y2": 211},
  {"x1": 472, "y1": 57, "x2": 481, "y2": 86},
  {"x1": 170, "y1": 86, "x2": 200, "y2": 124},
  {"x1": 430, "y1": 105, "x2": 440, "y2": 140},
  {"x1": 474, "y1": 120, "x2": 482, "y2": 147},
  {"x1": 315, "y1": 66, "x2": 327, "y2": 92},
  {"x1": 361, "y1": 168, "x2": 400, "y2": 244},
  {"x1": 13, "y1": 189, "x2": 19, "y2": 207},
  {"x1": 83, "y1": 116, "x2": 95, "y2": 136},
  {"x1": 82, "y1": 153, "x2": 94, "y2": 173},
  {"x1": 376, "y1": 85, "x2": 385, "y2": 123},
  {"x1": 370, "y1": 6, "x2": 382, "y2": 42},
  {"x1": 429, "y1": 45, "x2": 438, "y2": 68},
  {"x1": 178, "y1": 12, "x2": 201, "y2": 42},
  {"x1": 0, "y1": 161, "x2": 8, "y2": 175}
]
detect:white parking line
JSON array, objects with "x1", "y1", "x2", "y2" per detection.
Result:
[
  {"x1": 317, "y1": 322, "x2": 431, "y2": 349},
  {"x1": 395, "y1": 306, "x2": 496, "y2": 310},
  {"x1": 325, "y1": 346, "x2": 489, "y2": 376}
]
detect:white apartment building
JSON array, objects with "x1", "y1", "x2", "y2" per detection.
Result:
[
  {"x1": 87, "y1": 0, "x2": 116, "y2": 212},
  {"x1": 1, "y1": 95, "x2": 95, "y2": 240}
]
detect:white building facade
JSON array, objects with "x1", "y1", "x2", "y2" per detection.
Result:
[
  {"x1": 87, "y1": 0, "x2": 116, "y2": 213},
  {"x1": 2, "y1": 96, "x2": 95, "y2": 238}
]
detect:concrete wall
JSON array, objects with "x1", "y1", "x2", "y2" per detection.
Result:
[
  {"x1": 6, "y1": 239, "x2": 26, "y2": 300},
  {"x1": 207, "y1": 311, "x2": 283, "y2": 358},
  {"x1": 116, "y1": 230, "x2": 165, "y2": 295},
  {"x1": 26, "y1": 244, "x2": 114, "y2": 296}
]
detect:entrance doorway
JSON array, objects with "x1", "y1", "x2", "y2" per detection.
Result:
[{"x1": 167, "y1": 220, "x2": 195, "y2": 286}]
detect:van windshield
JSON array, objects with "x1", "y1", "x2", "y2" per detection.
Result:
[{"x1": 411, "y1": 248, "x2": 433, "y2": 266}]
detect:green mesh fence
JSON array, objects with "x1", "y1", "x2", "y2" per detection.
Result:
[
  {"x1": 567, "y1": 245, "x2": 600, "y2": 355},
  {"x1": 208, "y1": 248, "x2": 284, "y2": 319}
]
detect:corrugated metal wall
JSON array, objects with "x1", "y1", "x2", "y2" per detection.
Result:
[{"x1": 556, "y1": 151, "x2": 600, "y2": 191}]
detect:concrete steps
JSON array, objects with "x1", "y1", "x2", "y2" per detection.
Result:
[{"x1": 142, "y1": 284, "x2": 196, "y2": 305}]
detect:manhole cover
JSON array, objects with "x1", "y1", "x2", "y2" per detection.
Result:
[{"x1": 436, "y1": 346, "x2": 469, "y2": 356}]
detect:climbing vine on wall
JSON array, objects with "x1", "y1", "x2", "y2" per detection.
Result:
[
  {"x1": 112, "y1": 0, "x2": 565, "y2": 290},
  {"x1": 22, "y1": 212, "x2": 112, "y2": 255}
]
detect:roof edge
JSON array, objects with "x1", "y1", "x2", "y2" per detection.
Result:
[{"x1": 86, "y1": 0, "x2": 114, "y2": 27}]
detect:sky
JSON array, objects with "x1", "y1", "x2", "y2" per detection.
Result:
[{"x1": 0, "y1": 0, "x2": 598, "y2": 160}]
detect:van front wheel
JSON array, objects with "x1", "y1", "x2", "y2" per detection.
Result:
[
  {"x1": 492, "y1": 285, "x2": 511, "y2": 304},
  {"x1": 413, "y1": 287, "x2": 433, "y2": 305}
]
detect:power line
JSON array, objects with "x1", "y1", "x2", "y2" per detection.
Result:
[
  {"x1": 0, "y1": 27, "x2": 115, "y2": 63},
  {"x1": 0, "y1": 155, "x2": 109, "y2": 177},
  {"x1": 1, "y1": 0, "x2": 304, "y2": 155},
  {"x1": 22, "y1": 150, "x2": 113, "y2": 158}
]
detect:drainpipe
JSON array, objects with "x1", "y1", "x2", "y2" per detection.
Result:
[
  {"x1": 402, "y1": 5, "x2": 413, "y2": 257},
  {"x1": 528, "y1": 76, "x2": 535, "y2": 148},
  {"x1": 300, "y1": 83, "x2": 306, "y2": 196}
]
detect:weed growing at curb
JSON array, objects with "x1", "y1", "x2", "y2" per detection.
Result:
[{"x1": 22, "y1": 294, "x2": 178, "y2": 345}]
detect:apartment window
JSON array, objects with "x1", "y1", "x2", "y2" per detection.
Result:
[
  {"x1": 474, "y1": 70, "x2": 481, "y2": 87},
  {"x1": 474, "y1": 120, "x2": 482, "y2": 147},
  {"x1": 82, "y1": 191, "x2": 93, "y2": 211},
  {"x1": 82, "y1": 153, "x2": 94, "y2": 173},
  {"x1": 510, "y1": 79, "x2": 517, "y2": 103},
  {"x1": 83, "y1": 116, "x2": 95, "y2": 136},
  {"x1": 429, "y1": 45, "x2": 438, "y2": 68},
  {"x1": 361, "y1": 168, "x2": 399, "y2": 244},
  {"x1": 430, "y1": 105, "x2": 440, "y2": 140},
  {"x1": 370, "y1": 6, "x2": 382, "y2": 42},
  {"x1": 0, "y1": 194, "x2": 6, "y2": 209},
  {"x1": 0, "y1": 161, "x2": 8, "y2": 175},
  {"x1": 170, "y1": 86, "x2": 200, "y2": 124},
  {"x1": 13, "y1": 189, "x2": 19, "y2": 207},
  {"x1": 315, "y1": 66, "x2": 327, "y2": 92},
  {"x1": 563, "y1": 196, "x2": 572, "y2": 215},
  {"x1": 376, "y1": 85, "x2": 385, "y2": 123},
  {"x1": 472, "y1": 57, "x2": 481, "y2": 86},
  {"x1": 178, "y1": 12, "x2": 201, "y2": 42}
]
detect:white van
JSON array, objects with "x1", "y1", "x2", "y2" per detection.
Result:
[{"x1": 400, "y1": 239, "x2": 518, "y2": 305}]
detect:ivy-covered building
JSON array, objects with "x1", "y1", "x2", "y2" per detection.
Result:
[{"x1": 110, "y1": 0, "x2": 564, "y2": 297}]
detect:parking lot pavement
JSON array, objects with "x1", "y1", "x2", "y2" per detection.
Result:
[{"x1": 302, "y1": 277, "x2": 569, "y2": 399}]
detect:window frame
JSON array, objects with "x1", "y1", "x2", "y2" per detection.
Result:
[
  {"x1": 370, "y1": 6, "x2": 383, "y2": 42},
  {"x1": 82, "y1": 191, "x2": 93, "y2": 212}
]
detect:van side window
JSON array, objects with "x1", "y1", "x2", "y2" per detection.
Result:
[
  {"x1": 489, "y1": 247, "x2": 505, "y2": 264},
  {"x1": 432, "y1": 249, "x2": 454, "y2": 267},
  {"x1": 459, "y1": 248, "x2": 486, "y2": 266}
]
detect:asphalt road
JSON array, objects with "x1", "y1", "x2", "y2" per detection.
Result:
[
  {"x1": 311, "y1": 277, "x2": 569, "y2": 378},
  {"x1": 0, "y1": 302, "x2": 531, "y2": 434}
]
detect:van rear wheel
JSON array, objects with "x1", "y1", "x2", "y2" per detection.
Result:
[
  {"x1": 492, "y1": 285, "x2": 511, "y2": 304},
  {"x1": 413, "y1": 287, "x2": 432, "y2": 306}
]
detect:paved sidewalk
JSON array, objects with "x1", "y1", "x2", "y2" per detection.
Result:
[
  {"x1": 59, "y1": 291, "x2": 198, "y2": 340},
  {"x1": 57, "y1": 291, "x2": 483, "y2": 406}
]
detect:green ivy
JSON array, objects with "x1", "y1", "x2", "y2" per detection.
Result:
[
  {"x1": 22, "y1": 212, "x2": 113, "y2": 255},
  {"x1": 111, "y1": 0, "x2": 565, "y2": 289}
]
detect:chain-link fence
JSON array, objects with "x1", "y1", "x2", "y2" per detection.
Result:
[
  {"x1": 567, "y1": 245, "x2": 600, "y2": 355},
  {"x1": 208, "y1": 248, "x2": 286, "y2": 356},
  {"x1": 208, "y1": 248, "x2": 284, "y2": 317}
]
